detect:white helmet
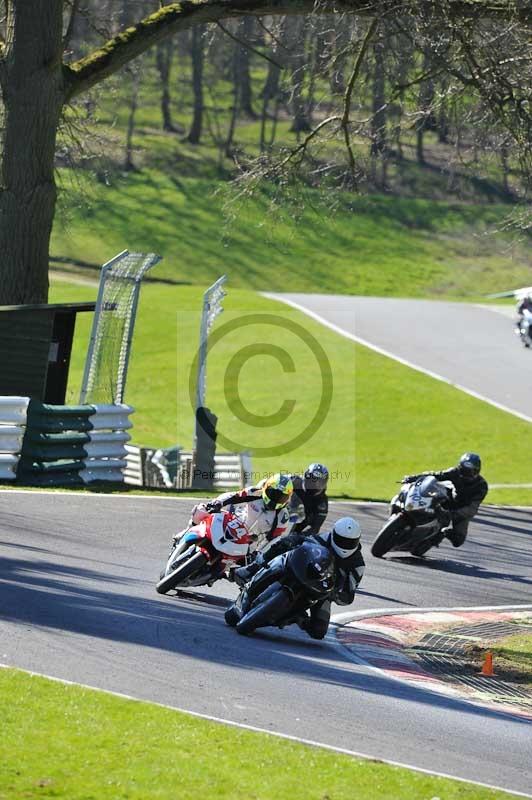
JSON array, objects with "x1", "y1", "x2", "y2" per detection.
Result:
[
  {"x1": 331, "y1": 517, "x2": 360, "y2": 558},
  {"x1": 330, "y1": 517, "x2": 361, "y2": 558}
]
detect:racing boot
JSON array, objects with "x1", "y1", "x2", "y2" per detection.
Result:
[
  {"x1": 234, "y1": 561, "x2": 261, "y2": 587},
  {"x1": 224, "y1": 587, "x2": 251, "y2": 627}
]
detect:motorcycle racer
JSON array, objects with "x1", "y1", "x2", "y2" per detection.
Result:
[
  {"x1": 229, "y1": 517, "x2": 365, "y2": 640},
  {"x1": 515, "y1": 294, "x2": 532, "y2": 347},
  {"x1": 288, "y1": 463, "x2": 329, "y2": 535},
  {"x1": 403, "y1": 453, "x2": 488, "y2": 547},
  {"x1": 203, "y1": 473, "x2": 294, "y2": 551}
]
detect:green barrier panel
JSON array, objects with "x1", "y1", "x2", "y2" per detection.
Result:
[
  {"x1": 17, "y1": 459, "x2": 84, "y2": 474},
  {"x1": 24, "y1": 471, "x2": 84, "y2": 487},
  {"x1": 16, "y1": 402, "x2": 101, "y2": 486},
  {"x1": 24, "y1": 416, "x2": 94, "y2": 434},
  {"x1": 27, "y1": 401, "x2": 95, "y2": 417},
  {"x1": 19, "y1": 443, "x2": 88, "y2": 462},
  {"x1": 25, "y1": 400, "x2": 95, "y2": 434},
  {"x1": 24, "y1": 431, "x2": 91, "y2": 446}
]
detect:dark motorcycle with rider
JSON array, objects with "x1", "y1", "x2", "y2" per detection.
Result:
[
  {"x1": 225, "y1": 539, "x2": 335, "y2": 635},
  {"x1": 226, "y1": 517, "x2": 364, "y2": 638},
  {"x1": 371, "y1": 475, "x2": 453, "y2": 558}
]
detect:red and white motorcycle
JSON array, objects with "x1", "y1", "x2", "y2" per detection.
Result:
[{"x1": 156, "y1": 504, "x2": 251, "y2": 595}]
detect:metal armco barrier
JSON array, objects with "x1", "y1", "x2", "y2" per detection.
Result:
[
  {"x1": 0, "y1": 397, "x2": 29, "y2": 480},
  {"x1": 124, "y1": 446, "x2": 251, "y2": 491},
  {"x1": 13, "y1": 400, "x2": 133, "y2": 486},
  {"x1": 79, "y1": 404, "x2": 132, "y2": 483}
]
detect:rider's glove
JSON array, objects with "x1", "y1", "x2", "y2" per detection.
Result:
[
  {"x1": 402, "y1": 474, "x2": 416, "y2": 483},
  {"x1": 205, "y1": 500, "x2": 222, "y2": 513},
  {"x1": 254, "y1": 551, "x2": 266, "y2": 567}
]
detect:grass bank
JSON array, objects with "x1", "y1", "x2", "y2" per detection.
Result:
[
  {"x1": 484, "y1": 629, "x2": 532, "y2": 687},
  {"x1": 50, "y1": 280, "x2": 532, "y2": 505},
  {"x1": 52, "y1": 168, "x2": 532, "y2": 299},
  {"x1": 0, "y1": 667, "x2": 518, "y2": 800}
]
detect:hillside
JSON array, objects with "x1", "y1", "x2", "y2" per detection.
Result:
[{"x1": 51, "y1": 56, "x2": 532, "y2": 298}]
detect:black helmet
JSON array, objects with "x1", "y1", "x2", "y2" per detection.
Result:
[
  {"x1": 458, "y1": 453, "x2": 481, "y2": 480},
  {"x1": 303, "y1": 463, "x2": 329, "y2": 495}
]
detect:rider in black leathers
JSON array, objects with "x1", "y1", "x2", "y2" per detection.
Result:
[
  {"x1": 227, "y1": 517, "x2": 365, "y2": 640},
  {"x1": 403, "y1": 453, "x2": 488, "y2": 547},
  {"x1": 289, "y1": 463, "x2": 329, "y2": 535}
]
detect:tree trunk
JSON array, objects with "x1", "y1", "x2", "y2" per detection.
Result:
[
  {"x1": 237, "y1": 18, "x2": 255, "y2": 118},
  {"x1": 370, "y1": 32, "x2": 386, "y2": 158},
  {"x1": 155, "y1": 39, "x2": 178, "y2": 132},
  {"x1": 124, "y1": 66, "x2": 142, "y2": 171},
  {"x1": 287, "y1": 18, "x2": 312, "y2": 134},
  {"x1": 0, "y1": 0, "x2": 65, "y2": 304},
  {"x1": 224, "y1": 41, "x2": 241, "y2": 157},
  {"x1": 187, "y1": 25, "x2": 205, "y2": 144}
]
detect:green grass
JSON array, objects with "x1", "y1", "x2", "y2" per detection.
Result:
[
  {"x1": 0, "y1": 667, "x2": 518, "y2": 800},
  {"x1": 49, "y1": 280, "x2": 532, "y2": 505},
  {"x1": 490, "y1": 631, "x2": 532, "y2": 686},
  {"x1": 52, "y1": 168, "x2": 532, "y2": 299}
]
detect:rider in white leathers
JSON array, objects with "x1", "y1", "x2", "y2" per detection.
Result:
[{"x1": 198, "y1": 473, "x2": 294, "y2": 552}]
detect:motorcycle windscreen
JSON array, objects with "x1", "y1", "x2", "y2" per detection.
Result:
[
  {"x1": 209, "y1": 513, "x2": 250, "y2": 557},
  {"x1": 416, "y1": 475, "x2": 447, "y2": 498},
  {"x1": 288, "y1": 541, "x2": 335, "y2": 596}
]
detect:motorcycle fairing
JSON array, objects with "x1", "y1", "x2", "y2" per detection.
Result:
[{"x1": 208, "y1": 513, "x2": 250, "y2": 557}]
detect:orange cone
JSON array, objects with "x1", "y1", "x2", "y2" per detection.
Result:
[{"x1": 481, "y1": 651, "x2": 495, "y2": 677}]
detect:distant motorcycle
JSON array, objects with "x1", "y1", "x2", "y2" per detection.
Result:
[
  {"x1": 371, "y1": 476, "x2": 452, "y2": 558},
  {"x1": 156, "y1": 509, "x2": 251, "y2": 594},
  {"x1": 225, "y1": 539, "x2": 335, "y2": 636},
  {"x1": 515, "y1": 308, "x2": 532, "y2": 348}
]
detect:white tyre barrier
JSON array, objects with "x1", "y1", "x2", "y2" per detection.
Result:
[
  {"x1": 90, "y1": 404, "x2": 134, "y2": 431},
  {"x1": 0, "y1": 396, "x2": 29, "y2": 480},
  {"x1": 82, "y1": 405, "x2": 135, "y2": 482},
  {"x1": 0, "y1": 426, "x2": 26, "y2": 453},
  {"x1": 0, "y1": 453, "x2": 19, "y2": 479},
  {"x1": 84, "y1": 442, "x2": 129, "y2": 459},
  {"x1": 0, "y1": 396, "x2": 30, "y2": 426}
]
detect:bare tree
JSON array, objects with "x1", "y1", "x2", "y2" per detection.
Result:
[{"x1": 0, "y1": 0, "x2": 530, "y2": 303}]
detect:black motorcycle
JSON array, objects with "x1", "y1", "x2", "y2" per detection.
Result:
[
  {"x1": 225, "y1": 540, "x2": 335, "y2": 636},
  {"x1": 371, "y1": 475, "x2": 452, "y2": 558}
]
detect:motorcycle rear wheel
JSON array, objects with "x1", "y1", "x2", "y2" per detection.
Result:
[
  {"x1": 236, "y1": 589, "x2": 292, "y2": 636},
  {"x1": 155, "y1": 550, "x2": 208, "y2": 594},
  {"x1": 371, "y1": 515, "x2": 407, "y2": 558}
]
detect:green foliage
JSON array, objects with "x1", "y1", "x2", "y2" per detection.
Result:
[
  {"x1": 0, "y1": 667, "x2": 518, "y2": 800},
  {"x1": 52, "y1": 168, "x2": 532, "y2": 298},
  {"x1": 49, "y1": 281, "x2": 532, "y2": 505}
]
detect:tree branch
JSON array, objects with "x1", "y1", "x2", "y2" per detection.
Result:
[
  {"x1": 341, "y1": 17, "x2": 378, "y2": 180},
  {"x1": 64, "y1": 0, "x2": 532, "y2": 101},
  {"x1": 217, "y1": 20, "x2": 284, "y2": 67}
]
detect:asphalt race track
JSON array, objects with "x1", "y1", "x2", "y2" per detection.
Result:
[
  {"x1": 1, "y1": 492, "x2": 531, "y2": 794},
  {"x1": 270, "y1": 294, "x2": 532, "y2": 422}
]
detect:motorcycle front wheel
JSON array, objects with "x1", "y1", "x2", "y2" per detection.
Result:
[
  {"x1": 236, "y1": 588, "x2": 292, "y2": 636},
  {"x1": 371, "y1": 515, "x2": 407, "y2": 558},
  {"x1": 155, "y1": 550, "x2": 208, "y2": 594}
]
